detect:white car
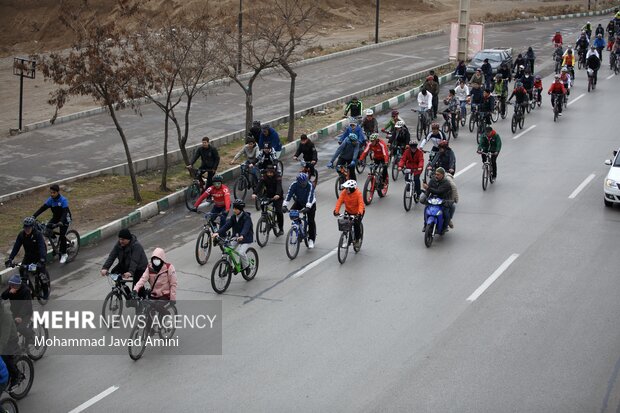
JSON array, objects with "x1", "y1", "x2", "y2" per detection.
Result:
[{"x1": 604, "y1": 149, "x2": 620, "y2": 207}]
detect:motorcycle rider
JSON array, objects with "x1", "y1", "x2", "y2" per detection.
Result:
[{"x1": 422, "y1": 167, "x2": 452, "y2": 234}]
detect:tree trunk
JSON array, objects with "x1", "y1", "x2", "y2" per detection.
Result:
[
  {"x1": 282, "y1": 61, "x2": 297, "y2": 143},
  {"x1": 180, "y1": 94, "x2": 193, "y2": 164},
  {"x1": 170, "y1": 108, "x2": 187, "y2": 165},
  {"x1": 108, "y1": 103, "x2": 142, "y2": 203},
  {"x1": 160, "y1": 110, "x2": 170, "y2": 192},
  {"x1": 245, "y1": 74, "x2": 258, "y2": 137}
]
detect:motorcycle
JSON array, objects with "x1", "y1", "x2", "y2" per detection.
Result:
[{"x1": 423, "y1": 196, "x2": 448, "y2": 248}]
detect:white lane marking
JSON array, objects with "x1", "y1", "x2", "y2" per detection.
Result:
[
  {"x1": 607, "y1": 73, "x2": 615, "y2": 80},
  {"x1": 512, "y1": 124, "x2": 537, "y2": 140},
  {"x1": 467, "y1": 253, "x2": 519, "y2": 302},
  {"x1": 568, "y1": 173, "x2": 596, "y2": 199},
  {"x1": 68, "y1": 386, "x2": 119, "y2": 413},
  {"x1": 292, "y1": 248, "x2": 338, "y2": 278},
  {"x1": 454, "y1": 162, "x2": 477, "y2": 177},
  {"x1": 567, "y1": 93, "x2": 585, "y2": 106}
]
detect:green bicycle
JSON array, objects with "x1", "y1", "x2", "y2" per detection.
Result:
[{"x1": 210, "y1": 236, "x2": 259, "y2": 294}]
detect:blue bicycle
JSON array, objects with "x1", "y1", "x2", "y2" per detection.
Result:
[{"x1": 285, "y1": 209, "x2": 309, "y2": 260}]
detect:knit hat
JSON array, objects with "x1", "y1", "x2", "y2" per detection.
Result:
[
  {"x1": 118, "y1": 229, "x2": 132, "y2": 240},
  {"x1": 435, "y1": 167, "x2": 446, "y2": 175},
  {"x1": 8, "y1": 275, "x2": 21, "y2": 286}
]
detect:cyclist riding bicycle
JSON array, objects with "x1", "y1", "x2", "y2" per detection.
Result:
[
  {"x1": 134, "y1": 247, "x2": 177, "y2": 305},
  {"x1": 454, "y1": 60, "x2": 467, "y2": 79},
  {"x1": 328, "y1": 133, "x2": 362, "y2": 181},
  {"x1": 212, "y1": 199, "x2": 254, "y2": 270},
  {"x1": 360, "y1": 133, "x2": 389, "y2": 188},
  {"x1": 469, "y1": 82, "x2": 483, "y2": 115},
  {"x1": 5, "y1": 216, "x2": 47, "y2": 283},
  {"x1": 434, "y1": 140, "x2": 456, "y2": 176},
  {"x1": 256, "y1": 144, "x2": 278, "y2": 171},
  {"x1": 552, "y1": 30, "x2": 563, "y2": 46},
  {"x1": 1, "y1": 275, "x2": 34, "y2": 344},
  {"x1": 586, "y1": 49, "x2": 601, "y2": 87},
  {"x1": 548, "y1": 75, "x2": 567, "y2": 115},
  {"x1": 382, "y1": 110, "x2": 404, "y2": 135},
  {"x1": 398, "y1": 141, "x2": 425, "y2": 200},
  {"x1": 477, "y1": 126, "x2": 502, "y2": 180},
  {"x1": 455, "y1": 79, "x2": 470, "y2": 118},
  {"x1": 187, "y1": 136, "x2": 220, "y2": 189},
  {"x1": 420, "y1": 123, "x2": 448, "y2": 154},
  {"x1": 343, "y1": 96, "x2": 363, "y2": 118},
  {"x1": 100, "y1": 229, "x2": 148, "y2": 288},
  {"x1": 293, "y1": 134, "x2": 318, "y2": 178},
  {"x1": 525, "y1": 46, "x2": 536, "y2": 73},
  {"x1": 493, "y1": 74, "x2": 508, "y2": 117},
  {"x1": 533, "y1": 75, "x2": 543, "y2": 105},
  {"x1": 560, "y1": 67, "x2": 572, "y2": 95},
  {"x1": 442, "y1": 89, "x2": 459, "y2": 131},
  {"x1": 607, "y1": 19, "x2": 616, "y2": 50},
  {"x1": 576, "y1": 34, "x2": 589, "y2": 63},
  {"x1": 258, "y1": 124, "x2": 282, "y2": 158},
  {"x1": 417, "y1": 88, "x2": 433, "y2": 124},
  {"x1": 507, "y1": 81, "x2": 529, "y2": 114},
  {"x1": 333, "y1": 180, "x2": 365, "y2": 249},
  {"x1": 521, "y1": 70, "x2": 535, "y2": 101},
  {"x1": 252, "y1": 165, "x2": 285, "y2": 236},
  {"x1": 32, "y1": 184, "x2": 72, "y2": 264},
  {"x1": 479, "y1": 89, "x2": 495, "y2": 126},
  {"x1": 230, "y1": 137, "x2": 260, "y2": 181},
  {"x1": 593, "y1": 33, "x2": 606, "y2": 60},
  {"x1": 338, "y1": 117, "x2": 367, "y2": 145},
  {"x1": 283, "y1": 173, "x2": 317, "y2": 248},
  {"x1": 361, "y1": 109, "x2": 379, "y2": 137},
  {"x1": 0, "y1": 304, "x2": 20, "y2": 390},
  {"x1": 249, "y1": 120, "x2": 262, "y2": 142},
  {"x1": 423, "y1": 75, "x2": 440, "y2": 119},
  {"x1": 582, "y1": 21, "x2": 592, "y2": 39},
  {"x1": 192, "y1": 174, "x2": 231, "y2": 229},
  {"x1": 389, "y1": 121, "x2": 410, "y2": 153}
]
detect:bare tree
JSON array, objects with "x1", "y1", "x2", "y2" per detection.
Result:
[
  {"x1": 38, "y1": 0, "x2": 150, "y2": 202},
  {"x1": 260, "y1": 0, "x2": 317, "y2": 143},
  {"x1": 219, "y1": 5, "x2": 280, "y2": 135}
]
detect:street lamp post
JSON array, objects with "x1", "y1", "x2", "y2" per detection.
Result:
[
  {"x1": 237, "y1": 0, "x2": 243, "y2": 74},
  {"x1": 375, "y1": 0, "x2": 380, "y2": 44}
]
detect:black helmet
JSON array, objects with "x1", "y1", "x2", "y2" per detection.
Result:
[
  {"x1": 212, "y1": 175, "x2": 223, "y2": 183},
  {"x1": 265, "y1": 165, "x2": 276, "y2": 173},
  {"x1": 23, "y1": 216, "x2": 36, "y2": 228},
  {"x1": 233, "y1": 199, "x2": 245, "y2": 210},
  {"x1": 252, "y1": 120, "x2": 261, "y2": 126}
]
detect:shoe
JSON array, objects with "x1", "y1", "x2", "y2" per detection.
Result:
[
  {"x1": 275, "y1": 229, "x2": 284, "y2": 237},
  {"x1": 60, "y1": 254, "x2": 68, "y2": 264},
  {"x1": 308, "y1": 240, "x2": 315, "y2": 249},
  {"x1": 449, "y1": 220, "x2": 454, "y2": 228},
  {"x1": 558, "y1": 113, "x2": 562, "y2": 116}
]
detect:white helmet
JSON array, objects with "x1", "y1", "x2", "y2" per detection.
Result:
[
  {"x1": 341, "y1": 179, "x2": 357, "y2": 189},
  {"x1": 395, "y1": 120, "x2": 405, "y2": 128},
  {"x1": 365, "y1": 109, "x2": 374, "y2": 116}
]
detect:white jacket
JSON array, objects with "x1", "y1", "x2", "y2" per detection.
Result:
[{"x1": 417, "y1": 92, "x2": 433, "y2": 110}]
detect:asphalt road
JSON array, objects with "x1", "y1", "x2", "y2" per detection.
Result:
[
  {"x1": 12, "y1": 52, "x2": 620, "y2": 412},
  {"x1": 0, "y1": 15, "x2": 613, "y2": 195}
]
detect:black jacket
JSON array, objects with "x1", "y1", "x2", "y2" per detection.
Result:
[
  {"x1": 190, "y1": 146, "x2": 220, "y2": 171},
  {"x1": 480, "y1": 95, "x2": 494, "y2": 113},
  {"x1": 436, "y1": 149, "x2": 456, "y2": 173},
  {"x1": 218, "y1": 211, "x2": 253, "y2": 243},
  {"x1": 255, "y1": 174, "x2": 284, "y2": 198},
  {"x1": 294, "y1": 141, "x2": 318, "y2": 163},
  {"x1": 426, "y1": 177, "x2": 452, "y2": 199},
  {"x1": 102, "y1": 235, "x2": 148, "y2": 278},
  {"x1": 1, "y1": 285, "x2": 33, "y2": 320},
  {"x1": 9, "y1": 229, "x2": 46, "y2": 264}
]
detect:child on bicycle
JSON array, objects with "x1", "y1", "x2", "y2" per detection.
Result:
[
  {"x1": 212, "y1": 199, "x2": 254, "y2": 269},
  {"x1": 333, "y1": 180, "x2": 365, "y2": 249},
  {"x1": 533, "y1": 75, "x2": 543, "y2": 104}
]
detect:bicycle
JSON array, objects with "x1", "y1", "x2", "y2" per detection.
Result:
[
  {"x1": 402, "y1": 169, "x2": 419, "y2": 212},
  {"x1": 362, "y1": 162, "x2": 389, "y2": 206},
  {"x1": 0, "y1": 394, "x2": 18, "y2": 413},
  {"x1": 332, "y1": 163, "x2": 350, "y2": 199},
  {"x1": 577, "y1": 49, "x2": 586, "y2": 69},
  {"x1": 458, "y1": 100, "x2": 468, "y2": 126},
  {"x1": 284, "y1": 209, "x2": 310, "y2": 260},
  {"x1": 127, "y1": 292, "x2": 178, "y2": 361},
  {"x1": 101, "y1": 273, "x2": 134, "y2": 324},
  {"x1": 508, "y1": 101, "x2": 525, "y2": 133},
  {"x1": 184, "y1": 167, "x2": 212, "y2": 211},
  {"x1": 35, "y1": 221, "x2": 80, "y2": 264},
  {"x1": 587, "y1": 68, "x2": 595, "y2": 92},
  {"x1": 210, "y1": 236, "x2": 258, "y2": 294},
  {"x1": 6, "y1": 263, "x2": 50, "y2": 306},
  {"x1": 532, "y1": 88, "x2": 542, "y2": 108},
  {"x1": 389, "y1": 144, "x2": 404, "y2": 181},
  {"x1": 194, "y1": 211, "x2": 223, "y2": 265},
  {"x1": 356, "y1": 142, "x2": 370, "y2": 174},
  {"x1": 17, "y1": 322, "x2": 47, "y2": 361},
  {"x1": 480, "y1": 151, "x2": 495, "y2": 191},
  {"x1": 423, "y1": 151, "x2": 441, "y2": 184},
  {"x1": 412, "y1": 108, "x2": 430, "y2": 140},
  {"x1": 5, "y1": 354, "x2": 34, "y2": 400},
  {"x1": 255, "y1": 198, "x2": 280, "y2": 248},
  {"x1": 441, "y1": 111, "x2": 459, "y2": 140},
  {"x1": 551, "y1": 93, "x2": 563, "y2": 122},
  {"x1": 336, "y1": 213, "x2": 364, "y2": 264},
  {"x1": 298, "y1": 160, "x2": 319, "y2": 187},
  {"x1": 490, "y1": 94, "x2": 501, "y2": 123}
]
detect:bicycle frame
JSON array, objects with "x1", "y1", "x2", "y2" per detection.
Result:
[{"x1": 217, "y1": 239, "x2": 244, "y2": 272}]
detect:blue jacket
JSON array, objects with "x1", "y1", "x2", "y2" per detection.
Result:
[
  {"x1": 218, "y1": 211, "x2": 253, "y2": 243},
  {"x1": 0, "y1": 357, "x2": 8, "y2": 385},
  {"x1": 593, "y1": 37, "x2": 606, "y2": 49},
  {"x1": 331, "y1": 138, "x2": 361, "y2": 164},
  {"x1": 258, "y1": 128, "x2": 282, "y2": 152},
  {"x1": 337, "y1": 125, "x2": 366, "y2": 144},
  {"x1": 34, "y1": 194, "x2": 71, "y2": 223},
  {"x1": 284, "y1": 181, "x2": 316, "y2": 208}
]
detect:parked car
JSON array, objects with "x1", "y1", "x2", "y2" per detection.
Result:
[
  {"x1": 604, "y1": 148, "x2": 620, "y2": 207},
  {"x1": 466, "y1": 48, "x2": 513, "y2": 79}
]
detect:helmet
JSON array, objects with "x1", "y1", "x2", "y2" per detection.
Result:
[
  {"x1": 395, "y1": 120, "x2": 405, "y2": 128},
  {"x1": 8, "y1": 275, "x2": 21, "y2": 287},
  {"x1": 535, "y1": 75, "x2": 541, "y2": 80},
  {"x1": 554, "y1": 74, "x2": 561, "y2": 79},
  {"x1": 495, "y1": 73, "x2": 502, "y2": 80},
  {"x1": 431, "y1": 122, "x2": 439, "y2": 130},
  {"x1": 438, "y1": 140, "x2": 449, "y2": 148},
  {"x1": 348, "y1": 133, "x2": 358, "y2": 142},
  {"x1": 296, "y1": 172, "x2": 308, "y2": 183},
  {"x1": 261, "y1": 124, "x2": 270, "y2": 130},
  {"x1": 408, "y1": 141, "x2": 418, "y2": 148},
  {"x1": 23, "y1": 216, "x2": 35, "y2": 228},
  {"x1": 369, "y1": 133, "x2": 379, "y2": 141},
  {"x1": 485, "y1": 125, "x2": 494, "y2": 133},
  {"x1": 515, "y1": 81, "x2": 523, "y2": 88},
  {"x1": 252, "y1": 120, "x2": 260, "y2": 126},
  {"x1": 391, "y1": 110, "x2": 399, "y2": 117},
  {"x1": 341, "y1": 180, "x2": 357, "y2": 189},
  {"x1": 232, "y1": 199, "x2": 245, "y2": 210},
  {"x1": 561, "y1": 66, "x2": 568, "y2": 72},
  {"x1": 519, "y1": 65, "x2": 525, "y2": 70},
  {"x1": 348, "y1": 117, "x2": 357, "y2": 125},
  {"x1": 365, "y1": 109, "x2": 373, "y2": 116},
  {"x1": 263, "y1": 143, "x2": 271, "y2": 150},
  {"x1": 212, "y1": 174, "x2": 223, "y2": 183}
]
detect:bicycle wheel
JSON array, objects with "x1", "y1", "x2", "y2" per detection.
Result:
[
  {"x1": 403, "y1": 182, "x2": 413, "y2": 211},
  {"x1": 525, "y1": 101, "x2": 531, "y2": 114},
  {"x1": 276, "y1": 160, "x2": 284, "y2": 175},
  {"x1": 391, "y1": 161, "x2": 400, "y2": 181},
  {"x1": 441, "y1": 121, "x2": 450, "y2": 135},
  {"x1": 211, "y1": 259, "x2": 232, "y2": 294},
  {"x1": 101, "y1": 290, "x2": 123, "y2": 325},
  {"x1": 195, "y1": 229, "x2": 212, "y2": 265},
  {"x1": 378, "y1": 176, "x2": 388, "y2": 198},
  {"x1": 337, "y1": 232, "x2": 349, "y2": 264},
  {"x1": 36, "y1": 272, "x2": 50, "y2": 305},
  {"x1": 482, "y1": 164, "x2": 489, "y2": 191},
  {"x1": 0, "y1": 397, "x2": 18, "y2": 413},
  {"x1": 468, "y1": 115, "x2": 475, "y2": 133},
  {"x1": 310, "y1": 168, "x2": 319, "y2": 187},
  {"x1": 353, "y1": 222, "x2": 364, "y2": 253},
  {"x1": 285, "y1": 227, "x2": 301, "y2": 260},
  {"x1": 158, "y1": 303, "x2": 178, "y2": 340},
  {"x1": 65, "y1": 230, "x2": 80, "y2": 262},
  {"x1": 355, "y1": 160, "x2": 366, "y2": 174},
  {"x1": 491, "y1": 106, "x2": 499, "y2": 123},
  {"x1": 363, "y1": 176, "x2": 375, "y2": 206},
  {"x1": 424, "y1": 223, "x2": 434, "y2": 248},
  {"x1": 578, "y1": 58, "x2": 583, "y2": 70},
  {"x1": 489, "y1": 164, "x2": 495, "y2": 184},
  {"x1": 233, "y1": 175, "x2": 249, "y2": 201},
  {"x1": 511, "y1": 115, "x2": 517, "y2": 133},
  {"x1": 416, "y1": 120, "x2": 423, "y2": 140},
  {"x1": 184, "y1": 182, "x2": 201, "y2": 211},
  {"x1": 334, "y1": 177, "x2": 343, "y2": 199},
  {"x1": 460, "y1": 110, "x2": 467, "y2": 126},
  {"x1": 128, "y1": 323, "x2": 148, "y2": 361},
  {"x1": 26, "y1": 324, "x2": 48, "y2": 361},
  {"x1": 554, "y1": 104, "x2": 559, "y2": 122},
  {"x1": 8, "y1": 356, "x2": 34, "y2": 400},
  {"x1": 242, "y1": 248, "x2": 259, "y2": 281},
  {"x1": 519, "y1": 116, "x2": 524, "y2": 129},
  {"x1": 588, "y1": 76, "x2": 592, "y2": 92},
  {"x1": 255, "y1": 216, "x2": 270, "y2": 248}
]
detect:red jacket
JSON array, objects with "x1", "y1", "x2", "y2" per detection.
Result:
[
  {"x1": 533, "y1": 79, "x2": 543, "y2": 89},
  {"x1": 360, "y1": 139, "x2": 389, "y2": 163},
  {"x1": 398, "y1": 147, "x2": 424, "y2": 176},
  {"x1": 194, "y1": 184, "x2": 231, "y2": 210},
  {"x1": 548, "y1": 81, "x2": 567, "y2": 94},
  {"x1": 552, "y1": 33, "x2": 563, "y2": 44}
]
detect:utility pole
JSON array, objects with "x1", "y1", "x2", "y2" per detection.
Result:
[
  {"x1": 457, "y1": 0, "x2": 470, "y2": 62},
  {"x1": 375, "y1": 0, "x2": 380, "y2": 44}
]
